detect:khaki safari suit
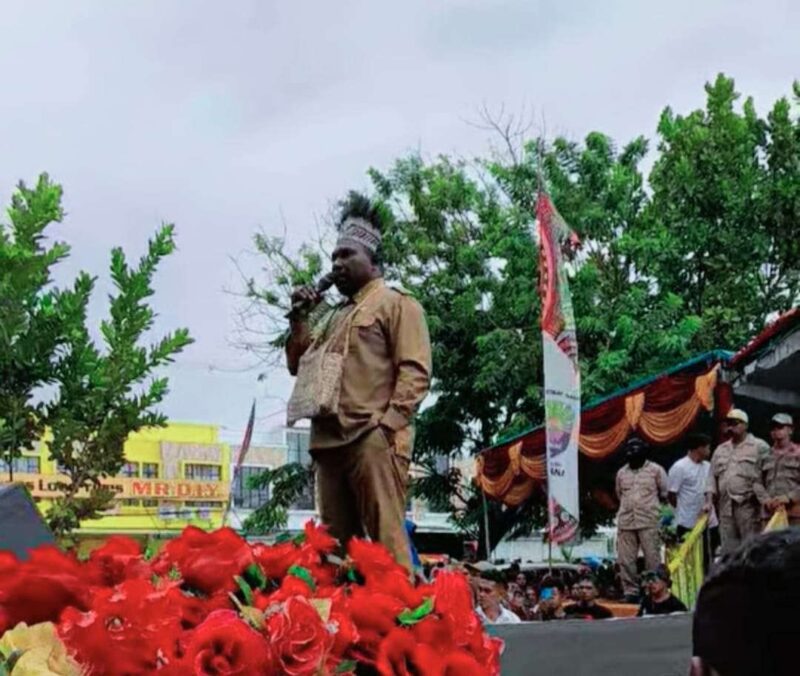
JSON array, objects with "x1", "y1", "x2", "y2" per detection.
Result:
[
  {"x1": 706, "y1": 434, "x2": 769, "y2": 555},
  {"x1": 615, "y1": 461, "x2": 668, "y2": 598},
  {"x1": 287, "y1": 279, "x2": 431, "y2": 571},
  {"x1": 754, "y1": 443, "x2": 800, "y2": 527}
]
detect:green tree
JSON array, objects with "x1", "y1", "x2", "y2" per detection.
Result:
[
  {"x1": 241, "y1": 75, "x2": 800, "y2": 555},
  {"x1": 640, "y1": 74, "x2": 800, "y2": 350},
  {"x1": 0, "y1": 175, "x2": 193, "y2": 535},
  {"x1": 0, "y1": 175, "x2": 89, "y2": 481}
]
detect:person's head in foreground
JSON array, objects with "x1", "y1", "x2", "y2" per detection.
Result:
[
  {"x1": 724, "y1": 408, "x2": 750, "y2": 444},
  {"x1": 537, "y1": 576, "x2": 567, "y2": 619},
  {"x1": 476, "y1": 576, "x2": 503, "y2": 617},
  {"x1": 686, "y1": 432, "x2": 712, "y2": 462},
  {"x1": 574, "y1": 575, "x2": 601, "y2": 606},
  {"x1": 770, "y1": 413, "x2": 794, "y2": 448},
  {"x1": 691, "y1": 528, "x2": 800, "y2": 676},
  {"x1": 642, "y1": 565, "x2": 672, "y2": 602}
]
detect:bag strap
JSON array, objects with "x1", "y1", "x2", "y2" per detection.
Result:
[{"x1": 318, "y1": 284, "x2": 383, "y2": 354}]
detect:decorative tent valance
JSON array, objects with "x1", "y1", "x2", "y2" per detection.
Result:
[{"x1": 476, "y1": 356, "x2": 723, "y2": 506}]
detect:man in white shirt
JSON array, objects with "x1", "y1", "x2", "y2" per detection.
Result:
[
  {"x1": 475, "y1": 576, "x2": 522, "y2": 624},
  {"x1": 668, "y1": 433, "x2": 719, "y2": 570}
]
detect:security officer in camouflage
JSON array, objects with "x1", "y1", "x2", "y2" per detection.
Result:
[
  {"x1": 615, "y1": 438, "x2": 669, "y2": 602},
  {"x1": 754, "y1": 413, "x2": 800, "y2": 527},
  {"x1": 705, "y1": 409, "x2": 769, "y2": 555}
]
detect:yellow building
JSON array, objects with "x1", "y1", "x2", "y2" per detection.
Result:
[{"x1": 1, "y1": 423, "x2": 232, "y2": 536}]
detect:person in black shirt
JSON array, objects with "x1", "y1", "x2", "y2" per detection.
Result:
[
  {"x1": 637, "y1": 565, "x2": 687, "y2": 616},
  {"x1": 564, "y1": 576, "x2": 613, "y2": 620}
]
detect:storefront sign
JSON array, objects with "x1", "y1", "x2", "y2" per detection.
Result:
[{"x1": 2, "y1": 474, "x2": 230, "y2": 502}]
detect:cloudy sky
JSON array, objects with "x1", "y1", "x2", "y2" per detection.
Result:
[{"x1": 1, "y1": 0, "x2": 797, "y2": 442}]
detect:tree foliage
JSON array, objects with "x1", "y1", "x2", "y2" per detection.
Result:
[
  {"x1": 242, "y1": 75, "x2": 800, "y2": 554},
  {"x1": 0, "y1": 175, "x2": 193, "y2": 535}
]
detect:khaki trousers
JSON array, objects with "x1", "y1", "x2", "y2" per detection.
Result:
[
  {"x1": 617, "y1": 527, "x2": 661, "y2": 597},
  {"x1": 719, "y1": 500, "x2": 760, "y2": 556},
  {"x1": 312, "y1": 427, "x2": 411, "y2": 572}
]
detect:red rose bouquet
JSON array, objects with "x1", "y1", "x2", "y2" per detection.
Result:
[{"x1": 0, "y1": 521, "x2": 502, "y2": 675}]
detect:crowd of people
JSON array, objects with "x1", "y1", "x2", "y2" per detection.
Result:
[
  {"x1": 432, "y1": 406, "x2": 799, "y2": 630},
  {"x1": 463, "y1": 562, "x2": 685, "y2": 624}
]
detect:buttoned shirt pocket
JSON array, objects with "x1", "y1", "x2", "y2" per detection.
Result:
[
  {"x1": 351, "y1": 310, "x2": 387, "y2": 353},
  {"x1": 733, "y1": 456, "x2": 758, "y2": 481},
  {"x1": 638, "y1": 470, "x2": 660, "y2": 501}
]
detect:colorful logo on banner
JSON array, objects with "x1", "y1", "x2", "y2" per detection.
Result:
[{"x1": 537, "y1": 192, "x2": 581, "y2": 543}]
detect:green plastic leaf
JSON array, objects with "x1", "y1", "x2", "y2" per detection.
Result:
[
  {"x1": 274, "y1": 532, "x2": 293, "y2": 544},
  {"x1": 292, "y1": 532, "x2": 306, "y2": 546},
  {"x1": 1, "y1": 650, "x2": 23, "y2": 674},
  {"x1": 234, "y1": 575, "x2": 254, "y2": 606},
  {"x1": 245, "y1": 562, "x2": 268, "y2": 590},
  {"x1": 287, "y1": 565, "x2": 317, "y2": 591},
  {"x1": 144, "y1": 541, "x2": 158, "y2": 561},
  {"x1": 335, "y1": 660, "x2": 358, "y2": 674},
  {"x1": 346, "y1": 568, "x2": 358, "y2": 583},
  {"x1": 396, "y1": 596, "x2": 435, "y2": 626}
]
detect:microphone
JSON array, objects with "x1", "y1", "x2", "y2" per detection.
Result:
[
  {"x1": 315, "y1": 272, "x2": 336, "y2": 295},
  {"x1": 287, "y1": 273, "x2": 336, "y2": 318}
]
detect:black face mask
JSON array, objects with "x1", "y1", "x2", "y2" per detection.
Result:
[{"x1": 627, "y1": 451, "x2": 646, "y2": 470}]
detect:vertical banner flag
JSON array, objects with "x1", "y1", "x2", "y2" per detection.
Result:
[
  {"x1": 223, "y1": 399, "x2": 256, "y2": 526},
  {"x1": 537, "y1": 192, "x2": 581, "y2": 543},
  {"x1": 235, "y1": 399, "x2": 257, "y2": 470}
]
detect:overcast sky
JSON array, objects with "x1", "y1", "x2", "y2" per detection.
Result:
[{"x1": 1, "y1": 0, "x2": 797, "y2": 443}]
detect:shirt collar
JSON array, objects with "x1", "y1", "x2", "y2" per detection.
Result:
[{"x1": 351, "y1": 277, "x2": 384, "y2": 304}]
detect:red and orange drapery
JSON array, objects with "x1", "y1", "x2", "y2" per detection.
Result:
[{"x1": 476, "y1": 364, "x2": 720, "y2": 506}]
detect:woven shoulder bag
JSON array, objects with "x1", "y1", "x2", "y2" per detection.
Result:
[{"x1": 286, "y1": 288, "x2": 379, "y2": 426}]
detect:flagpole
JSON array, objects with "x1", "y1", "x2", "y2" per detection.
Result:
[
  {"x1": 482, "y1": 491, "x2": 492, "y2": 562},
  {"x1": 223, "y1": 399, "x2": 256, "y2": 528}
]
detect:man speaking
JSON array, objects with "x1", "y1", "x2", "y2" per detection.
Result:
[{"x1": 286, "y1": 192, "x2": 432, "y2": 571}]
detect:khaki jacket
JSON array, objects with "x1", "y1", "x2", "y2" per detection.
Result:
[
  {"x1": 616, "y1": 461, "x2": 669, "y2": 530},
  {"x1": 287, "y1": 279, "x2": 432, "y2": 455}
]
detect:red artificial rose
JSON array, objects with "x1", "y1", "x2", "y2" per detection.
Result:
[
  {"x1": 432, "y1": 571, "x2": 483, "y2": 646},
  {"x1": 440, "y1": 650, "x2": 490, "y2": 676},
  {"x1": 59, "y1": 579, "x2": 184, "y2": 675},
  {"x1": 86, "y1": 535, "x2": 151, "y2": 587},
  {"x1": 346, "y1": 588, "x2": 407, "y2": 664},
  {"x1": 183, "y1": 609, "x2": 273, "y2": 675},
  {"x1": 0, "y1": 551, "x2": 18, "y2": 574},
  {"x1": 167, "y1": 587, "x2": 232, "y2": 631},
  {"x1": 411, "y1": 616, "x2": 455, "y2": 653},
  {"x1": 255, "y1": 575, "x2": 313, "y2": 610},
  {"x1": 153, "y1": 527, "x2": 253, "y2": 595},
  {"x1": 251, "y1": 541, "x2": 299, "y2": 580},
  {"x1": 364, "y1": 568, "x2": 433, "y2": 610},
  {"x1": 301, "y1": 520, "x2": 338, "y2": 555},
  {"x1": 265, "y1": 596, "x2": 333, "y2": 676},
  {"x1": 376, "y1": 628, "x2": 445, "y2": 676},
  {"x1": 0, "y1": 546, "x2": 90, "y2": 634},
  {"x1": 347, "y1": 538, "x2": 405, "y2": 578},
  {"x1": 327, "y1": 609, "x2": 360, "y2": 666}
]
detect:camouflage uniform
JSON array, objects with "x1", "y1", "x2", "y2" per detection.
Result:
[
  {"x1": 754, "y1": 443, "x2": 800, "y2": 527},
  {"x1": 616, "y1": 461, "x2": 669, "y2": 598},
  {"x1": 706, "y1": 434, "x2": 770, "y2": 555}
]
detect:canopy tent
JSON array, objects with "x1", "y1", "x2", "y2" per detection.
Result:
[
  {"x1": 725, "y1": 308, "x2": 800, "y2": 441},
  {"x1": 476, "y1": 309, "x2": 800, "y2": 508},
  {"x1": 476, "y1": 351, "x2": 728, "y2": 507}
]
